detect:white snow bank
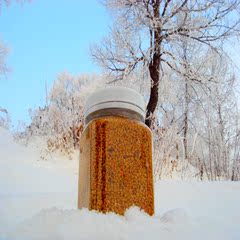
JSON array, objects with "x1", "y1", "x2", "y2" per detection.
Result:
[
  {"x1": 6, "y1": 207, "x2": 192, "y2": 240},
  {"x1": 6, "y1": 206, "x2": 240, "y2": 240},
  {"x1": 1, "y1": 127, "x2": 240, "y2": 240},
  {"x1": 0, "y1": 127, "x2": 78, "y2": 234}
]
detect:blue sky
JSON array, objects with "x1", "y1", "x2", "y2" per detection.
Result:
[{"x1": 0, "y1": 0, "x2": 109, "y2": 127}]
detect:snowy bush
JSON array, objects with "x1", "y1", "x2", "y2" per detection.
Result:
[{"x1": 23, "y1": 72, "x2": 107, "y2": 155}]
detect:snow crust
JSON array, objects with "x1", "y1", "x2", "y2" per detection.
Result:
[{"x1": 1, "y1": 127, "x2": 240, "y2": 240}]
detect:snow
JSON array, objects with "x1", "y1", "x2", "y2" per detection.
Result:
[
  {"x1": 1, "y1": 127, "x2": 240, "y2": 240},
  {"x1": 0, "y1": 127, "x2": 78, "y2": 236}
]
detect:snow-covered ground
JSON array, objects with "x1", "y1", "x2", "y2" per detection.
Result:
[{"x1": 1, "y1": 127, "x2": 240, "y2": 240}]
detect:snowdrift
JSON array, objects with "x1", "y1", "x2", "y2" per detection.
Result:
[{"x1": 1, "y1": 127, "x2": 240, "y2": 240}]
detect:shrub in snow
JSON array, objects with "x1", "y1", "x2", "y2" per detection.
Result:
[{"x1": 22, "y1": 72, "x2": 107, "y2": 156}]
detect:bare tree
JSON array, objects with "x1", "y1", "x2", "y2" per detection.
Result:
[{"x1": 92, "y1": 0, "x2": 240, "y2": 127}]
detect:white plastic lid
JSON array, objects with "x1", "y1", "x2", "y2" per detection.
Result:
[{"x1": 84, "y1": 87, "x2": 145, "y2": 119}]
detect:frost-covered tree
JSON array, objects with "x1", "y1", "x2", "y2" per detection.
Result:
[
  {"x1": 25, "y1": 72, "x2": 107, "y2": 154},
  {"x1": 194, "y1": 55, "x2": 240, "y2": 180},
  {"x1": 92, "y1": 0, "x2": 240, "y2": 127},
  {"x1": 151, "y1": 42, "x2": 240, "y2": 181}
]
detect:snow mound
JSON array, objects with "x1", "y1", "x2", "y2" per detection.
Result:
[
  {"x1": 0, "y1": 128, "x2": 78, "y2": 235},
  {"x1": 6, "y1": 206, "x2": 240, "y2": 240},
  {"x1": 7, "y1": 207, "x2": 195, "y2": 240},
  {"x1": 5, "y1": 204, "x2": 240, "y2": 240}
]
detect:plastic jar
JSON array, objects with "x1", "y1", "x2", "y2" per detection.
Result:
[{"x1": 78, "y1": 87, "x2": 154, "y2": 215}]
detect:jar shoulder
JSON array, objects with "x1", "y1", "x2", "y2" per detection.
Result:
[{"x1": 83, "y1": 116, "x2": 151, "y2": 135}]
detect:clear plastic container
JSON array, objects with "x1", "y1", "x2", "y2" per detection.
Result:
[{"x1": 78, "y1": 87, "x2": 154, "y2": 215}]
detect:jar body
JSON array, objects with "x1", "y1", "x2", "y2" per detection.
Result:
[{"x1": 78, "y1": 110, "x2": 154, "y2": 215}]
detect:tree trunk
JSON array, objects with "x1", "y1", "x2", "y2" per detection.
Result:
[
  {"x1": 183, "y1": 81, "x2": 189, "y2": 160},
  {"x1": 145, "y1": 59, "x2": 161, "y2": 127},
  {"x1": 145, "y1": 0, "x2": 161, "y2": 128}
]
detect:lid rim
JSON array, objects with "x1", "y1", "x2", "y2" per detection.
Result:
[
  {"x1": 84, "y1": 100, "x2": 145, "y2": 113},
  {"x1": 84, "y1": 102, "x2": 145, "y2": 119},
  {"x1": 84, "y1": 86, "x2": 145, "y2": 119}
]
